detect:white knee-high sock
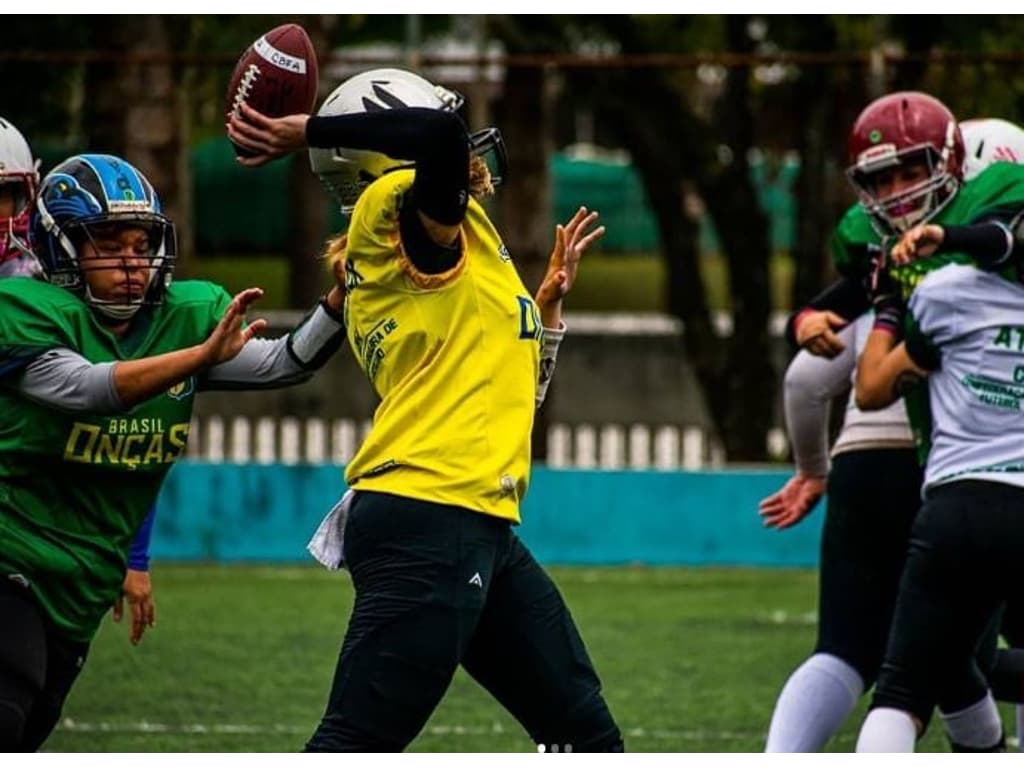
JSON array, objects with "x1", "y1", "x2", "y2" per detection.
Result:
[
  {"x1": 856, "y1": 707, "x2": 917, "y2": 752},
  {"x1": 941, "y1": 691, "x2": 1003, "y2": 750},
  {"x1": 765, "y1": 653, "x2": 864, "y2": 752}
]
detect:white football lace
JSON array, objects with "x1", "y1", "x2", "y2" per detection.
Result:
[{"x1": 231, "y1": 64, "x2": 261, "y2": 117}]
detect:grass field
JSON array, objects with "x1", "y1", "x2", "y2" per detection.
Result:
[{"x1": 42, "y1": 564, "x2": 994, "y2": 753}]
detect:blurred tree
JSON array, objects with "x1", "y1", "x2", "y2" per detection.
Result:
[
  {"x1": 287, "y1": 14, "x2": 339, "y2": 307},
  {"x1": 0, "y1": 17, "x2": 91, "y2": 150},
  {"x1": 776, "y1": 15, "x2": 844, "y2": 309},
  {"x1": 567, "y1": 15, "x2": 777, "y2": 460},
  {"x1": 82, "y1": 17, "x2": 194, "y2": 271}
]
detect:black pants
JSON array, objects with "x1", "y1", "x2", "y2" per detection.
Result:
[
  {"x1": 305, "y1": 491, "x2": 622, "y2": 752},
  {"x1": 0, "y1": 578, "x2": 89, "y2": 751},
  {"x1": 814, "y1": 449, "x2": 922, "y2": 686},
  {"x1": 872, "y1": 480, "x2": 1024, "y2": 725}
]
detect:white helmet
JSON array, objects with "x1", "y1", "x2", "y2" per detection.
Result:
[
  {"x1": 309, "y1": 67, "x2": 506, "y2": 213},
  {"x1": 0, "y1": 116, "x2": 40, "y2": 270},
  {"x1": 960, "y1": 118, "x2": 1024, "y2": 180},
  {"x1": 310, "y1": 68, "x2": 463, "y2": 213}
]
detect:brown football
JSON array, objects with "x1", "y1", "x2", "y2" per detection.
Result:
[{"x1": 225, "y1": 23, "x2": 319, "y2": 157}]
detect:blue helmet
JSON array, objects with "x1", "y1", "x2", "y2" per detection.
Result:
[{"x1": 32, "y1": 154, "x2": 176, "y2": 318}]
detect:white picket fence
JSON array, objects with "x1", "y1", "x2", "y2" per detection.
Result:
[{"x1": 185, "y1": 415, "x2": 789, "y2": 468}]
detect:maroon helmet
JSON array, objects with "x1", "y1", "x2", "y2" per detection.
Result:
[{"x1": 847, "y1": 91, "x2": 965, "y2": 235}]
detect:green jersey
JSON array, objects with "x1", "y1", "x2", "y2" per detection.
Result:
[
  {"x1": 832, "y1": 161, "x2": 1024, "y2": 296},
  {"x1": 0, "y1": 278, "x2": 231, "y2": 641},
  {"x1": 831, "y1": 162, "x2": 1024, "y2": 465}
]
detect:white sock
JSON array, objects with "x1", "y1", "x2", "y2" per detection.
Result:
[
  {"x1": 764, "y1": 653, "x2": 864, "y2": 752},
  {"x1": 856, "y1": 707, "x2": 917, "y2": 752},
  {"x1": 941, "y1": 691, "x2": 1002, "y2": 750},
  {"x1": 1017, "y1": 705, "x2": 1024, "y2": 751}
]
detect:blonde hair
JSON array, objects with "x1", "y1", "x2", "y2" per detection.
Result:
[
  {"x1": 321, "y1": 234, "x2": 347, "y2": 284},
  {"x1": 469, "y1": 155, "x2": 494, "y2": 200}
]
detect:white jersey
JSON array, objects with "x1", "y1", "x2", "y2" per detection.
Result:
[
  {"x1": 784, "y1": 313, "x2": 913, "y2": 477},
  {"x1": 909, "y1": 264, "x2": 1024, "y2": 491}
]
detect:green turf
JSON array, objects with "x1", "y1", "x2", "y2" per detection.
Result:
[{"x1": 45, "y1": 564, "x2": 987, "y2": 752}]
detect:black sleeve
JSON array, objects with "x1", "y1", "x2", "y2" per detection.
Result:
[
  {"x1": 938, "y1": 220, "x2": 1015, "y2": 270},
  {"x1": 307, "y1": 109, "x2": 470, "y2": 274},
  {"x1": 784, "y1": 276, "x2": 871, "y2": 348},
  {"x1": 904, "y1": 327, "x2": 942, "y2": 372}
]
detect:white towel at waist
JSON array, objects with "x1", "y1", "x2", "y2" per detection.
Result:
[{"x1": 306, "y1": 489, "x2": 354, "y2": 570}]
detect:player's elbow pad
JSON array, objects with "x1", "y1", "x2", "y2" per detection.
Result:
[
  {"x1": 286, "y1": 299, "x2": 347, "y2": 371},
  {"x1": 535, "y1": 323, "x2": 566, "y2": 408}
]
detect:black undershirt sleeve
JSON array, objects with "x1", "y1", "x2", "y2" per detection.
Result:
[
  {"x1": 784, "y1": 276, "x2": 871, "y2": 348},
  {"x1": 904, "y1": 328, "x2": 942, "y2": 372},
  {"x1": 306, "y1": 109, "x2": 470, "y2": 274},
  {"x1": 937, "y1": 221, "x2": 1014, "y2": 270}
]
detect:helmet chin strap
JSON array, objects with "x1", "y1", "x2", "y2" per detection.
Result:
[{"x1": 83, "y1": 279, "x2": 150, "y2": 321}]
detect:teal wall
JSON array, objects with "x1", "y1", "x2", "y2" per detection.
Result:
[{"x1": 153, "y1": 463, "x2": 823, "y2": 567}]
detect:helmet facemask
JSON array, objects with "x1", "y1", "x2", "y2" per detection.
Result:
[
  {"x1": 0, "y1": 117, "x2": 38, "y2": 268},
  {"x1": 0, "y1": 173, "x2": 37, "y2": 267},
  {"x1": 850, "y1": 145, "x2": 958, "y2": 235},
  {"x1": 33, "y1": 154, "x2": 177, "y2": 320},
  {"x1": 846, "y1": 92, "x2": 966, "y2": 237},
  {"x1": 51, "y1": 213, "x2": 176, "y2": 320},
  {"x1": 469, "y1": 127, "x2": 507, "y2": 191}
]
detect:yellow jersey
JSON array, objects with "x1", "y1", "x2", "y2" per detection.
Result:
[{"x1": 342, "y1": 170, "x2": 541, "y2": 523}]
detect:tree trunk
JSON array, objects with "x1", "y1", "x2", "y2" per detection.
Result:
[
  {"x1": 83, "y1": 16, "x2": 191, "y2": 273},
  {"x1": 696, "y1": 16, "x2": 775, "y2": 460},
  {"x1": 581, "y1": 16, "x2": 776, "y2": 460},
  {"x1": 790, "y1": 16, "x2": 838, "y2": 308}
]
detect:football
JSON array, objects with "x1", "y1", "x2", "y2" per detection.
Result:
[{"x1": 225, "y1": 23, "x2": 319, "y2": 156}]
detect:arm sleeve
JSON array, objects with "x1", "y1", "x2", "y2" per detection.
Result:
[
  {"x1": 14, "y1": 348, "x2": 124, "y2": 414},
  {"x1": 784, "y1": 276, "x2": 870, "y2": 348},
  {"x1": 307, "y1": 108, "x2": 470, "y2": 274},
  {"x1": 127, "y1": 505, "x2": 155, "y2": 572},
  {"x1": 201, "y1": 299, "x2": 346, "y2": 391},
  {"x1": 937, "y1": 220, "x2": 1016, "y2": 270},
  {"x1": 783, "y1": 324, "x2": 857, "y2": 477},
  {"x1": 536, "y1": 322, "x2": 566, "y2": 409}
]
